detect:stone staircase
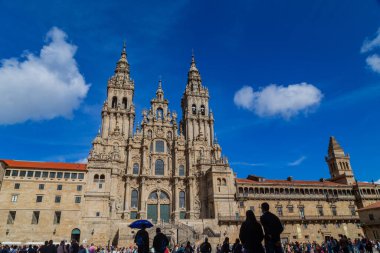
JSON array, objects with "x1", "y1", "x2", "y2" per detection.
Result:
[{"x1": 147, "y1": 221, "x2": 200, "y2": 246}]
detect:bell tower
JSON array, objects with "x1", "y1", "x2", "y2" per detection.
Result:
[
  {"x1": 101, "y1": 43, "x2": 135, "y2": 139},
  {"x1": 180, "y1": 54, "x2": 214, "y2": 146},
  {"x1": 325, "y1": 136, "x2": 355, "y2": 185}
]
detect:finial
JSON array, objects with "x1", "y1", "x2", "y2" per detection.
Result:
[
  {"x1": 122, "y1": 40, "x2": 126, "y2": 51},
  {"x1": 158, "y1": 79, "x2": 162, "y2": 89},
  {"x1": 191, "y1": 49, "x2": 195, "y2": 63}
]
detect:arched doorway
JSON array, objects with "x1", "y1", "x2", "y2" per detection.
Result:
[
  {"x1": 71, "y1": 228, "x2": 81, "y2": 242},
  {"x1": 147, "y1": 190, "x2": 170, "y2": 223}
]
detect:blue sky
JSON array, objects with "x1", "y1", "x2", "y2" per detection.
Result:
[{"x1": 0, "y1": 0, "x2": 380, "y2": 182}]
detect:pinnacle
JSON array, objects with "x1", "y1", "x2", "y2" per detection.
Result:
[{"x1": 328, "y1": 136, "x2": 345, "y2": 157}]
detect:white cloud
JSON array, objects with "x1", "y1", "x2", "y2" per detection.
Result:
[
  {"x1": 288, "y1": 156, "x2": 306, "y2": 166},
  {"x1": 234, "y1": 83, "x2": 323, "y2": 119},
  {"x1": 230, "y1": 161, "x2": 266, "y2": 167},
  {"x1": 366, "y1": 54, "x2": 380, "y2": 74},
  {"x1": 0, "y1": 27, "x2": 90, "y2": 124},
  {"x1": 361, "y1": 28, "x2": 380, "y2": 53},
  {"x1": 76, "y1": 158, "x2": 88, "y2": 164}
]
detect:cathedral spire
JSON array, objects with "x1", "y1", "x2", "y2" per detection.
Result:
[
  {"x1": 328, "y1": 136, "x2": 345, "y2": 158},
  {"x1": 156, "y1": 79, "x2": 164, "y2": 100},
  {"x1": 115, "y1": 42, "x2": 130, "y2": 75},
  {"x1": 187, "y1": 51, "x2": 202, "y2": 90}
]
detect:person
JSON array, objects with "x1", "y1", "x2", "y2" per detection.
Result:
[
  {"x1": 199, "y1": 238, "x2": 212, "y2": 253},
  {"x1": 47, "y1": 240, "x2": 57, "y2": 253},
  {"x1": 57, "y1": 242, "x2": 66, "y2": 253},
  {"x1": 71, "y1": 240, "x2": 79, "y2": 253},
  {"x1": 89, "y1": 244, "x2": 96, "y2": 253},
  {"x1": 184, "y1": 242, "x2": 193, "y2": 253},
  {"x1": 28, "y1": 245, "x2": 37, "y2": 253},
  {"x1": 39, "y1": 242, "x2": 49, "y2": 253},
  {"x1": 153, "y1": 228, "x2": 169, "y2": 253},
  {"x1": 239, "y1": 210, "x2": 264, "y2": 253},
  {"x1": 135, "y1": 225, "x2": 150, "y2": 253},
  {"x1": 260, "y1": 202, "x2": 284, "y2": 253},
  {"x1": 232, "y1": 239, "x2": 242, "y2": 253},
  {"x1": 221, "y1": 238, "x2": 230, "y2": 253}
]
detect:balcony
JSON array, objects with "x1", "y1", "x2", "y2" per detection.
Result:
[
  {"x1": 236, "y1": 193, "x2": 355, "y2": 201},
  {"x1": 218, "y1": 215, "x2": 245, "y2": 224}
]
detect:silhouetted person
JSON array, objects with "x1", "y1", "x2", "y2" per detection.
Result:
[
  {"x1": 200, "y1": 238, "x2": 212, "y2": 253},
  {"x1": 135, "y1": 225, "x2": 149, "y2": 253},
  {"x1": 46, "y1": 240, "x2": 57, "y2": 253},
  {"x1": 239, "y1": 210, "x2": 264, "y2": 253},
  {"x1": 153, "y1": 227, "x2": 169, "y2": 253},
  {"x1": 260, "y1": 202, "x2": 284, "y2": 253},
  {"x1": 221, "y1": 237, "x2": 231, "y2": 253},
  {"x1": 232, "y1": 239, "x2": 242, "y2": 253},
  {"x1": 70, "y1": 240, "x2": 79, "y2": 253}
]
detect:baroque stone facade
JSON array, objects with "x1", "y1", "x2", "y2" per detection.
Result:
[{"x1": 0, "y1": 45, "x2": 379, "y2": 246}]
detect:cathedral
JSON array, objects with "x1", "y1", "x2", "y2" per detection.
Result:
[{"x1": 0, "y1": 45, "x2": 379, "y2": 246}]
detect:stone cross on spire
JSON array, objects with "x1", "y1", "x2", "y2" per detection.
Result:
[{"x1": 114, "y1": 42, "x2": 130, "y2": 75}]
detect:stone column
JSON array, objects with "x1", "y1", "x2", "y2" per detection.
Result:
[
  {"x1": 102, "y1": 112, "x2": 110, "y2": 138},
  {"x1": 188, "y1": 178, "x2": 194, "y2": 218},
  {"x1": 139, "y1": 177, "x2": 146, "y2": 219},
  {"x1": 129, "y1": 114, "x2": 134, "y2": 137}
]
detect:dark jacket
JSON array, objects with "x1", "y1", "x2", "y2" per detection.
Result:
[
  {"x1": 239, "y1": 220, "x2": 265, "y2": 253},
  {"x1": 135, "y1": 229, "x2": 150, "y2": 253},
  {"x1": 200, "y1": 242, "x2": 212, "y2": 253},
  {"x1": 221, "y1": 242, "x2": 230, "y2": 253},
  {"x1": 260, "y1": 211, "x2": 283, "y2": 243},
  {"x1": 153, "y1": 232, "x2": 169, "y2": 253}
]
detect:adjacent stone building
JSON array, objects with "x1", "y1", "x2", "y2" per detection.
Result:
[
  {"x1": 0, "y1": 46, "x2": 379, "y2": 246},
  {"x1": 358, "y1": 202, "x2": 380, "y2": 241}
]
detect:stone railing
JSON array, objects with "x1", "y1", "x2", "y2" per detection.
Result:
[
  {"x1": 280, "y1": 215, "x2": 359, "y2": 222},
  {"x1": 236, "y1": 193, "x2": 355, "y2": 201}
]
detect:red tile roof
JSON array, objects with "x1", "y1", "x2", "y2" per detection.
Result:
[
  {"x1": 236, "y1": 178, "x2": 344, "y2": 186},
  {"x1": 1, "y1": 159, "x2": 87, "y2": 171},
  {"x1": 358, "y1": 201, "x2": 380, "y2": 211}
]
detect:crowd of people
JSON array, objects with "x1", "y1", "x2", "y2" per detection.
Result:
[{"x1": 1, "y1": 202, "x2": 379, "y2": 253}]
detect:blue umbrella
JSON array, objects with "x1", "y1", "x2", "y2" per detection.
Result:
[{"x1": 129, "y1": 219, "x2": 154, "y2": 229}]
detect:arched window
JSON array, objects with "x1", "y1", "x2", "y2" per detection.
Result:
[
  {"x1": 131, "y1": 190, "x2": 138, "y2": 208},
  {"x1": 133, "y1": 163, "x2": 139, "y2": 175},
  {"x1": 155, "y1": 140, "x2": 165, "y2": 153},
  {"x1": 200, "y1": 105, "x2": 205, "y2": 115},
  {"x1": 122, "y1": 97, "x2": 128, "y2": 109},
  {"x1": 160, "y1": 191, "x2": 169, "y2": 200},
  {"x1": 179, "y1": 191, "x2": 185, "y2": 208},
  {"x1": 111, "y1": 97, "x2": 117, "y2": 108},
  {"x1": 149, "y1": 192, "x2": 158, "y2": 200},
  {"x1": 155, "y1": 159, "x2": 164, "y2": 176},
  {"x1": 156, "y1": 108, "x2": 164, "y2": 120},
  {"x1": 167, "y1": 131, "x2": 172, "y2": 140},
  {"x1": 179, "y1": 165, "x2": 185, "y2": 176},
  {"x1": 192, "y1": 104, "x2": 196, "y2": 115},
  {"x1": 94, "y1": 174, "x2": 99, "y2": 182},
  {"x1": 222, "y1": 178, "x2": 227, "y2": 185},
  {"x1": 147, "y1": 130, "x2": 153, "y2": 139},
  {"x1": 217, "y1": 179, "x2": 221, "y2": 186},
  {"x1": 100, "y1": 174, "x2": 105, "y2": 182}
]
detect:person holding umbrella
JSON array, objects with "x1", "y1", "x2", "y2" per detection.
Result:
[{"x1": 130, "y1": 220, "x2": 153, "y2": 253}]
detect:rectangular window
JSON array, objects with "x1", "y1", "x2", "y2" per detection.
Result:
[
  {"x1": 155, "y1": 140, "x2": 165, "y2": 153},
  {"x1": 369, "y1": 214, "x2": 375, "y2": 221},
  {"x1": 303, "y1": 223, "x2": 308, "y2": 229},
  {"x1": 239, "y1": 201, "x2": 244, "y2": 208},
  {"x1": 54, "y1": 211, "x2": 61, "y2": 224},
  {"x1": 71, "y1": 173, "x2": 77, "y2": 179},
  {"x1": 7, "y1": 211, "x2": 16, "y2": 224},
  {"x1": 78, "y1": 173, "x2": 84, "y2": 180},
  {"x1": 39, "y1": 184, "x2": 45, "y2": 190},
  {"x1": 36, "y1": 195, "x2": 43, "y2": 203},
  {"x1": 77, "y1": 185, "x2": 82, "y2": 191},
  {"x1": 57, "y1": 172, "x2": 63, "y2": 179},
  {"x1": 130, "y1": 211, "x2": 138, "y2": 219},
  {"x1": 19, "y1": 171, "x2": 26, "y2": 177},
  {"x1": 35, "y1": 171, "x2": 41, "y2": 178},
  {"x1": 5, "y1": 170, "x2": 11, "y2": 176},
  {"x1": 57, "y1": 184, "x2": 62, "y2": 190},
  {"x1": 96, "y1": 212, "x2": 100, "y2": 217},
  {"x1": 49, "y1": 172, "x2": 56, "y2": 178},
  {"x1": 55, "y1": 196, "x2": 61, "y2": 203},
  {"x1": 64, "y1": 173, "x2": 70, "y2": 179},
  {"x1": 32, "y1": 211, "x2": 40, "y2": 224},
  {"x1": 99, "y1": 183, "x2": 103, "y2": 189},
  {"x1": 14, "y1": 183, "x2": 20, "y2": 189},
  {"x1": 180, "y1": 211, "x2": 186, "y2": 219},
  {"x1": 350, "y1": 206, "x2": 356, "y2": 216},
  {"x1": 27, "y1": 171, "x2": 34, "y2": 177},
  {"x1": 75, "y1": 196, "x2": 81, "y2": 203},
  {"x1": 11, "y1": 170, "x2": 19, "y2": 177},
  {"x1": 299, "y1": 206, "x2": 305, "y2": 218},
  {"x1": 288, "y1": 206, "x2": 294, "y2": 213},
  {"x1": 11, "y1": 195, "x2": 18, "y2": 202},
  {"x1": 42, "y1": 172, "x2": 48, "y2": 178},
  {"x1": 277, "y1": 206, "x2": 283, "y2": 217},
  {"x1": 336, "y1": 223, "x2": 341, "y2": 228},
  {"x1": 331, "y1": 207, "x2": 337, "y2": 216},
  {"x1": 317, "y1": 206, "x2": 324, "y2": 216}
]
